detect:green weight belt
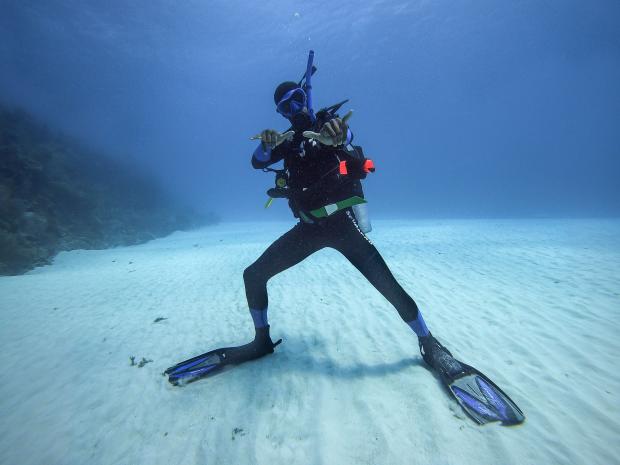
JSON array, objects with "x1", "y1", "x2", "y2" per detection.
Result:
[{"x1": 309, "y1": 196, "x2": 367, "y2": 218}]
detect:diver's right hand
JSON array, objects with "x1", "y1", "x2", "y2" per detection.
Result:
[{"x1": 250, "y1": 129, "x2": 294, "y2": 150}]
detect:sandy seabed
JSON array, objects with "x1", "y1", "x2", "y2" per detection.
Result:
[{"x1": 1, "y1": 219, "x2": 619, "y2": 465}]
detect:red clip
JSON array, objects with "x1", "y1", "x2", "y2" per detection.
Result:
[
  {"x1": 339, "y1": 160, "x2": 348, "y2": 175},
  {"x1": 363, "y1": 159, "x2": 375, "y2": 173}
]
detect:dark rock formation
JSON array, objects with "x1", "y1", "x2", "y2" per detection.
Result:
[{"x1": 0, "y1": 105, "x2": 215, "y2": 275}]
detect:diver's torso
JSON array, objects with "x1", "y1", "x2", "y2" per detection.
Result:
[
  {"x1": 285, "y1": 138, "x2": 339, "y2": 188},
  {"x1": 282, "y1": 135, "x2": 360, "y2": 213}
]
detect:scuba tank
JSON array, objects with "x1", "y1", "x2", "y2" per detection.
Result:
[
  {"x1": 342, "y1": 144, "x2": 372, "y2": 234},
  {"x1": 352, "y1": 203, "x2": 372, "y2": 234}
]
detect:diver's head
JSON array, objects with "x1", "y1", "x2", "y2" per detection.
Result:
[{"x1": 274, "y1": 81, "x2": 313, "y2": 130}]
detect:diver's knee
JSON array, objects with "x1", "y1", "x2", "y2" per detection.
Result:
[
  {"x1": 244, "y1": 264, "x2": 266, "y2": 285},
  {"x1": 243, "y1": 265, "x2": 256, "y2": 283},
  {"x1": 398, "y1": 298, "x2": 419, "y2": 322}
]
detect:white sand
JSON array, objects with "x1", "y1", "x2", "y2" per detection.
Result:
[{"x1": 1, "y1": 219, "x2": 619, "y2": 465}]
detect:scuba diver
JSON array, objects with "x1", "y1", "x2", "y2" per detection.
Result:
[{"x1": 165, "y1": 51, "x2": 524, "y2": 426}]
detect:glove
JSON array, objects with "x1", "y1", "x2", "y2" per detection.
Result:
[
  {"x1": 303, "y1": 110, "x2": 353, "y2": 146},
  {"x1": 250, "y1": 129, "x2": 295, "y2": 150}
]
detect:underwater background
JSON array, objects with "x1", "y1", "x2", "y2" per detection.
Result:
[
  {"x1": 1, "y1": 0, "x2": 618, "y2": 221},
  {"x1": 1, "y1": 2, "x2": 620, "y2": 465}
]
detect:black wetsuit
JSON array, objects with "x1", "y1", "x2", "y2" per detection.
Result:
[
  {"x1": 245, "y1": 131, "x2": 420, "y2": 323},
  {"x1": 252, "y1": 131, "x2": 365, "y2": 219}
]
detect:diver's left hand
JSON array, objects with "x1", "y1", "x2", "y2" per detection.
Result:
[{"x1": 303, "y1": 110, "x2": 353, "y2": 146}]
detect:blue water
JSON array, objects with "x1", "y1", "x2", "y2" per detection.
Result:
[{"x1": 1, "y1": 0, "x2": 619, "y2": 220}]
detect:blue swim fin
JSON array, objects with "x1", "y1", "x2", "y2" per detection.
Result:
[
  {"x1": 164, "y1": 326, "x2": 282, "y2": 386},
  {"x1": 165, "y1": 348, "x2": 227, "y2": 385},
  {"x1": 420, "y1": 333, "x2": 525, "y2": 426},
  {"x1": 446, "y1": 362, "x2": 525, "y2": 425}
]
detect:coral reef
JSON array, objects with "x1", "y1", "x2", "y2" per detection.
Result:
[{"x1": 0, "y1": 105, "x2": 214, "y2": 275}]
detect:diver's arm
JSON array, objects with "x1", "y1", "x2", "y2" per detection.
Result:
[
  {"x1": 252, "y1": 143, "x2": 272, "y2": 166},
  {"x1": 251, "y1": 141, "x2": 287, "y2": 169},
  {"x1": 250, "y1": 129, "x2": 294, "y2": 169}
]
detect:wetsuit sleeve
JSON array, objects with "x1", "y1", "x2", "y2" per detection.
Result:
[
  {"x1": 346, "y1": 128, "x2": 353, "y2": 145},
  {"x1": 253, "y1": 143, "x2": 271, "y2": 163},
  {"x1": 251, "y1": 141, "x2": 287, "y2": 169}
]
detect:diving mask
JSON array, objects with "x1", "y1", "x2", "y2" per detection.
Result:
[{"x1": 276, "y1": 87, "x2": 307, "y2": 118}]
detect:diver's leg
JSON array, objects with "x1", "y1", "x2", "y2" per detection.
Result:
[
  {"x1": 329, "y1": 211, "x2": 425, "y2": 323},
  {"x1": 174, "y1": 224, "x2": 323, "y2": 370},
  {"x1": 328, "y1": 210, "x2": 451, "y2": 366},
  {"x1": 231, "y1": 223, "x2": 324, "y2": 361},
  {"x1": 243, "y1": 222, "x2": 324, "y2": 329}
]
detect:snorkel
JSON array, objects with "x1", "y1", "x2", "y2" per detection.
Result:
[
  {"x1": 282, "y1": 50, "x2": 317, "y2": 130},
  {"x1": 303, "y1": 50, "x2": 316, "y2": 124},
  {"x1": 262, "y1": 50, "x2": 318, "y2": 209}
]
